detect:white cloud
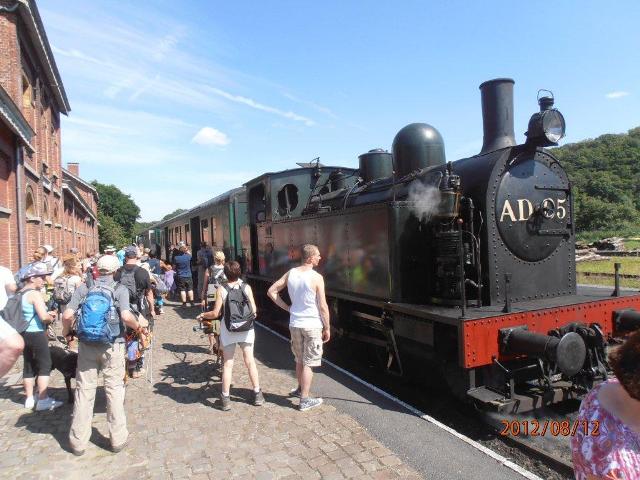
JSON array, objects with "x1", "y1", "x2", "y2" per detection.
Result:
[
  {"x1": 205, "y1": 86, "x2": 316, "y2": 126},
  {"x1": 282, "y1": 92, "x2": 338, "y2": 119},
  {"x1": 191, "y1": 127, "x2": 230, "y2": 147},
  {"x1": 605, "y1": 91, "x2": 630, "y2": 99}
]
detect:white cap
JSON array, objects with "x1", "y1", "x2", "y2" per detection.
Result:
[
  {"x1": 96, "y1": 255, "x2": 120, "y2": 274},
  {"x1": 43, "y1": 244, "x2": 54, "y2": 253}
]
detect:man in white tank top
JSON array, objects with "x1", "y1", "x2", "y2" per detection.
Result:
[{"x1": 268, "y1": 244, "x2": 330, "y2": 411}]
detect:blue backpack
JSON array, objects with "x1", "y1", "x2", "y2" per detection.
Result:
[{"x1": 76, "y1": 283, "x2": 121, "y2": 343}]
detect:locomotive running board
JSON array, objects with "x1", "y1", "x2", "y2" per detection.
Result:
[{"x1": 467, "y1": 384, "x2": 580, "y2": 413}]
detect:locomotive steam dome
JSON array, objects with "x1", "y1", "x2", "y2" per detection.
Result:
[
  {"x1": 358, "y1": 149, "x2": 393, "y2": 182},
  {"x1": 392, "y1": 123, "x2": 445, "y2": 178}
]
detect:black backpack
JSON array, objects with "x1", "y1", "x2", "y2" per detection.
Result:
[
  {"x1": 1, "y1": 289, "x2": 35, "y2": 333},
  {"x1": 117, "y1": 266, "x2": 143, "y2": 304},
  {"x1": 223, "y1": 283, "x2": 255, "y2": 332}
]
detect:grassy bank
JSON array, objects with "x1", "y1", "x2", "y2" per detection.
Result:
[{"x1": 576, "y1": 257, "x2": 640, "y2": 289}]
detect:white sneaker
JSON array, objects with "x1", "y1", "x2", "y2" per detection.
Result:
[
  {"x1": 35, "y1": 397, "x2": 63, "y2": 411},
  {"x1": 24, "y1": 396, "x2": 35, "y2": 409}
]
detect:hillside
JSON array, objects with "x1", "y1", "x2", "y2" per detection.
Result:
[{"x1": 553, "y1": 127, "x2": 640, "y2": 235}]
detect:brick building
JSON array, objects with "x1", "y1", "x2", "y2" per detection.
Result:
[
  {"x1": 62, "y1": 163, "x2": 99, "y2": 257},
  {"x1": 0, "y1": 0, "x2": 98, "y2": 272}
]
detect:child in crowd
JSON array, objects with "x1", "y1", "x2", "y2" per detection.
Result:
[{"x1": 162, "y1": 263, "x2": 176, "y2": 300}]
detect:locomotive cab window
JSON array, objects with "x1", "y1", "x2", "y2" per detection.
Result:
[{"x1": 277, "y1": 184, "x2": 299, "y2": 216}]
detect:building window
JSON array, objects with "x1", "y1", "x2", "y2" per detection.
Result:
[
  {"x1": 0, "y1": 154, "x2": 9, "y2": 209},
  {"x1": 25, "y1": 187, "x2": 36, "y2": 218},
  {"x1": 42, "y1": 197, "x2": 50, "y2": 222},
  {"x1": 22, "y1": 73, "x2": 32, "y2": 108},
  {"x1": 53, "y1": 205, "x2": 59, "y2": 224}
]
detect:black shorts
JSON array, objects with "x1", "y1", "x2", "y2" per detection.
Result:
[
  {"x1": 22, "y1": 331, "x2": 52, "y2": 378},
  {"x1": 177, "y1": 276, "x2": 193, "y2": 292}
]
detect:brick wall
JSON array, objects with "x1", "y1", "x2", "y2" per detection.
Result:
[{"x1": 0, "y1": 2, "x2": 100, "y2": 271}]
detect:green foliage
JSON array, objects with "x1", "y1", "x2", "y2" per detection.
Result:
[
  {"x1": 91, "y1": 181, "x2": 140, "y2": 239},
  {"x1": 135, "y1": 221, "x2": 157, "y2": 234},
  {"x1": 161, "y1": 208, "x2": 187, "y2": 221},
  {"x1": 97, "y1": 211, "x2": 128, "y2": 252},
  {"x1": 554, "y1": 127, "x2": 640, "y2": 234}
]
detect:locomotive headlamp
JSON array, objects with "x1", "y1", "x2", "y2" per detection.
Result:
[{"x1": 525, "y1": 90, "x2": 566, "y2": 147}]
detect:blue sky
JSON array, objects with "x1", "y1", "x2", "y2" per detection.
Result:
[{"x1": 39, "y1": 0, "x2": 640, "y2": 221}]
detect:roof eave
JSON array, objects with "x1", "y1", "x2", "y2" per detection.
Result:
[
  {"x1": 17, "y1": 0, "x2": 71, "y2": 114},
  {"x1": 0, "y1": 83, "x2": 35, "y2": 152}
]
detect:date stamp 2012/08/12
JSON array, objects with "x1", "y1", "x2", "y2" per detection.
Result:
[{"x1": 499, "y1": 420, "x2": 600, "y2": 437}]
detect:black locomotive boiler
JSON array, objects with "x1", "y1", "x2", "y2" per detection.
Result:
[{"x1": 242, "y1": 78, "x2": 640, "y2": 412}]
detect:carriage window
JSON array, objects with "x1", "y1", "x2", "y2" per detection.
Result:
[{"x1": 277, "y1": 184, "x2": 299, "y2": 216}]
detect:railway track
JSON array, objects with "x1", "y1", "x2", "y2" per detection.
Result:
[{"x1": 499, "y1": 433, "x2": 574, "y2": 478}]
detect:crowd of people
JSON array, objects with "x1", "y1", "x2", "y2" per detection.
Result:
[
  {"x1": 0, "y1": 241, "x2": 332, "y2": 455},
  {"x1": 3, "y1": 239, "x2": 640, "y2": 478}
]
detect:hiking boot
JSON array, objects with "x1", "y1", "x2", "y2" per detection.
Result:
[
  {"x1": 289, "y1": 385, "x2": 301, "y2": 398},
  {"x1": 220, "y1": 394, "x2": 231, "y2": 411},
  {"x1": 299, "y1": 397, "x2": 323, "y2": 412},
  {"x1": 24, "y1": 396, "x2": 35, "y2": 409},
  {"x1": 35, "y1": 397, "x2": 63, "y2": 411},
  {"x1": 253, "y1": 390, "x2": 265, "y2": 406}
]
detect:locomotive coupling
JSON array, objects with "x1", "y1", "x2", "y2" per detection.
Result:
[{"x1": 499, "y1": 326, "x2": 586, "y2": 377}]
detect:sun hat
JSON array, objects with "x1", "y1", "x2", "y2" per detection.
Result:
[
  {"x1": 104, "y1": 245, "x2": 116, "y2": 253},
  {"x1": 21, "y1": 262, "x2": 52, "y2": 281},
  {"x1": 96, "y1": 255, "x2": 120, "y2": 274},
  {"x1": 43, "y1": 244, "x2": 54, "y2": 253}
]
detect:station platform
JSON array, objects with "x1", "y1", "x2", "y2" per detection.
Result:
[{"x1": 0, "y1": 303, "x2": 539, "y2": 480}]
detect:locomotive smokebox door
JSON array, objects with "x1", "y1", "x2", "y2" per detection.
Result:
[{"x1": 495, "y1": 150, "x2": 571, "y2": 262}]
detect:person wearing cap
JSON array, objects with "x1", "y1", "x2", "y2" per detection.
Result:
[
  {"x1": 114, "y1": 246, "x2": 155, "y2": 320},
  {"x1": 173, "y1": 244, "x2": 195, "y2": 307},
  {"x1": 62, "y1": 254, "x2": 143, "y2": 456},
  {"x1": 18, "y1": 262, "x2": 62, "y2": 411},
  {"x1": 42, "y1": 245, "x2": 60, "y2": 273}
]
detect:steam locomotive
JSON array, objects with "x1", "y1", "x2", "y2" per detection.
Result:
[{"x1": 148, "y1": 78, "x2": 640, "y2": 412}]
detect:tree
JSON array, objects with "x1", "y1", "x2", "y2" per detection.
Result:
[
  {"x1": 553, "y1": 127, "x2": 640, "y2": 235},
  {"x1": 161, "y1": 208, "x2": 187, "y2": 221},
  {"x1": 91, "y1": 181, "x2": 140, "y2": 238},
  {"x1": 135, "y1": 221, "x2": 157, "y2": 235},
  {"x1": 97, "y1": 212, "x2": 128, "y2": 252}
]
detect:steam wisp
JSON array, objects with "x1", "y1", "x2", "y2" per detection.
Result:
[{"x1": 407, "y1": 180, "x2": 441, "y2": 221}]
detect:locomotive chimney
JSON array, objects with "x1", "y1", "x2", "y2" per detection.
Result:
[{"x1": 479, "y1": 78, "x2": 516, "y2": 155}]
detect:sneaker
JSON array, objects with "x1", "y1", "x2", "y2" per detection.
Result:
[
  {"x1": 181, "y1": 303, "x2": 187, "y2": 308},
  {"x1": 24, "y1": 396, "x2": 35, "y2": 409},
  {"x1": 299, "y1": 397, "x2": 323, "y2": 412},
  {"x1": 46, "y1": 325, "x2": 56, "y2": 341},
  {"x1": 220, "y1": 394, "x2": 231, "y2": 411},
  {"x1": 288, "y1": 386, "x2": 301, "y2": 397},
  {"x1": 35, "y1": 397, "x2": 63, "y2": 411},
  {"x1": 253, "y1": 390, "x2": 265, "y2": 406},
  {"x1": 112, "y1": 438, "x2": 129, "y2": 453}
]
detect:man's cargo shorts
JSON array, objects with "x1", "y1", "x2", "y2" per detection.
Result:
[{"x1": 289, "y1": 326, "x2": 323, "y2": 367}]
